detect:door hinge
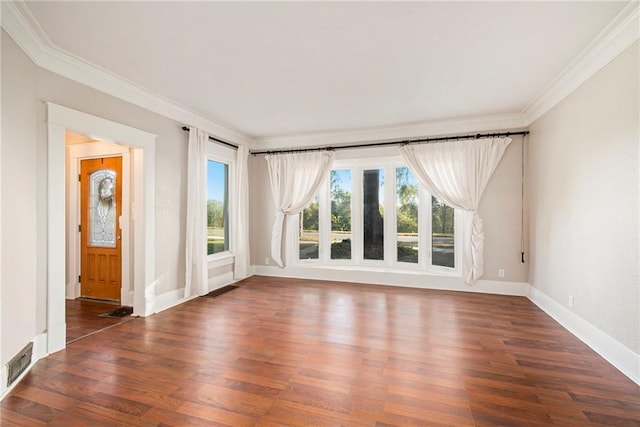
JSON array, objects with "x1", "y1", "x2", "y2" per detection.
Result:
[
  {"x1": 78, "y1": 275, "x2": 81, "y2": 283},
  {"x1": 78, "y1": 224, "x2": 81, "y2": 232},
  {"x1": 78, "y1": 174, "x2": 81, "y2": 182}
]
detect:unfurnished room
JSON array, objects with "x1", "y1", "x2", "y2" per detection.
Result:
[{"x1": 1, "y1": 1, "x2": 639, "y2": 425}]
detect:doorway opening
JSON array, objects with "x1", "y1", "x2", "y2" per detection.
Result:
[
  {"x1": 47, "y1": 103, "x2": 157, "y2": 354},
  {"x1": 66, "y1": 134, "x2": 133, "y2": 303},
  {"x1": 65, "y1": 132, "x2": 135, "y2": 342}
]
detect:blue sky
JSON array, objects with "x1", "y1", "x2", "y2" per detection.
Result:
[
  {"x1": 332, "y1": 169, "x2": 352, "y2": 191},
  {"x1": 209, "y1": 166, "x2": 413, "y2": 203},
  {"x1": 207, "y1": 160, "x2": 226, "y2": 201},
  {"x1": 333, "y1": 168, "x2": 392, "y2": 202}
]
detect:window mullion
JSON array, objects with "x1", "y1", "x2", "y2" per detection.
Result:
[
  {"x1": 352, "y1": 166, "x2": 364, "y2": 263},
  {"x1": 453, "y1": 207, "x2": 463, "y2": 275},
  {"x1": 386, "y1": 167, "x2": 396, "y2": 265},
  {"x1": 420, "y1": 186, "x2": 431, "y2": 268},
  {"x1": 318, "y1": 176, "x2": 331, "y2": 262}
]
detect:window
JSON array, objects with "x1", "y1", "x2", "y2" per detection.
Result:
[
  {"x1": 396, "y1": 167, "x2": 419, "y2": 264},
  {"x1": 289, "y1": 158, "x2": 459, "y2": 274},
  {"x1": 300, "y1": 193, "x2": 319, "y2": 260},
  {"x1": 207, "y1": 160, "x2": 229, "y2": 255},
  {"x1": 432, "y1": 196, "x2": 455, "y2": 268},
  {"x1": 330, "y1": 170, "x2": 352, "y2": 260},
  {"x1": 363, "y1": 168, "x2": 384, "y2": 260}
]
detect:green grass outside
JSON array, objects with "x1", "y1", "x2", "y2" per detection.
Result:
[{"x1": 207, "y1": 227, "x2": 226, "y2": 255}]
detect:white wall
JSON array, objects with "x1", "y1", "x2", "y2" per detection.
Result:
[
  {"x1": 35, "y1": 67, "x2": 188, "y2": 302},
  {"x1": 1, "y1": 30, "x2": 241, "y2": 379},
  {"x1": 528, "y1": 42, "x2": 639, "y2": 358},
  {"x1": 1, "y1": 29, "x2": 38, "y2": 367},
  {"x1": 249, "y1": 137, "x2": 528, "y2": 291}
]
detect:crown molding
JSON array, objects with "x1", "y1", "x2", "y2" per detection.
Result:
[
  {"x1": 257, "y1": 1, "x2": 640, "y2": 150},
  {"x1": 1, "y1": 1, "x2": 254, "y2": 146},
  {"x1": 2, "y1": 0, "x2": 638, "y2": 150},
  {"x1": 253, "y1": 113, "x2": 528, "y2": 150},
  {"x1": 522, "y1": 1, "x2": 640, "y2": 125}
]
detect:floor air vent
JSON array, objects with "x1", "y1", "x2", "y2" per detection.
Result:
[
  {"x1": 6, "y1": 342, "x2": 33, "y2": 387},
  {"x1": 203, "y1": 285, "x2": 238, "y2": 298}
]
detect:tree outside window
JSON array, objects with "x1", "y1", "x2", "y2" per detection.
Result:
[
  {"x1": 293, "y1": 160, "x2": 456, "y2": 272},
  {"x1": 207, "y1": 160, "x2": 229, "y2": 255}
]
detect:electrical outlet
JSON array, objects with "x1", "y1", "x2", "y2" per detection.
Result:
[
  {"x1": 265, "y1": 257, "x2": 270, "y2": 265},
  {"x1": 498, "y1": 269, "x2": 505, "y2": 278},
  {"x1": 569, "y1": 295, "x2": 574, "y2": 308}
]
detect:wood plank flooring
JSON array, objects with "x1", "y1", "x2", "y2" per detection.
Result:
[
  {"x1": 2, "y1": 276, "x2": 639, "y2": 426},
  {"x1": 65, "y1": 299, "x2": 134, "y2": 343}
]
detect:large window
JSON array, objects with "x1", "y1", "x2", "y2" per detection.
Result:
[
  {"x1": 290, "y1": 159, "x2": 458, "y2": 273},
  {"x1": 207, "y1": 160, "x2": 229, "y2": 255}
]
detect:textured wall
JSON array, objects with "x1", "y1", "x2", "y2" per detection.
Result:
[
  {"x1": 2, "y1": 30, "x2": 191, "y2": 343},
  {"x1": 528, "y1": 42, "x2": 639, "y2": 352},
  {"x1": 1, "y1": 30, "x2": 39, "y2": 365}
]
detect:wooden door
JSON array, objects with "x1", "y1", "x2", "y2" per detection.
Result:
[{"x1": 80, "y1": 157, "x2": 122, "y2": 301}]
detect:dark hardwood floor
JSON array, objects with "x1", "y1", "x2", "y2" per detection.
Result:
[
  {"x1": 1, "y1": 276, "x2": 638, "y2": 426},
  {"x1": 65, "y1": 299, "x2": 134, "y2": 343}
]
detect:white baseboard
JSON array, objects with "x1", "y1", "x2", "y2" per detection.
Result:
[
  {"x1": 528, "y1": 286, "x2": 640, "y2": 385},
  {"x1": 65, "y1": 281, "x2": 79, "y2": 299},
  {"x1": 250, "y1": 265, "x2": 529, "y2": 296},
  {"x1": 208, "y1": 271, "x2": 235, "y2": 292},
  {"x1": 153, "y1": 288, "x2": 198, "y2": 314},
  {"x1": 34, "y1": 333, "x2": 48, "y2": 360},
  {"x1": 121, "y1": 290, "x2": 135, "y2": 307},
  {"x1": 250, "y1": 266, "x2": 638, "y2": 384},
  {"x1": 0, "y1": 333, "x2": 48, "y2": 402},
  {"x1": 153, "y1": 272, "x2": 237, "y2": 315}
]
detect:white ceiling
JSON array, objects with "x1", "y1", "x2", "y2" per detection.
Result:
[{"x1": 17, "y1": 1, "x2": 632, "y2": 145}]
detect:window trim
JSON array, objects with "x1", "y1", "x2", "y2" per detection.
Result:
[
  {"x1": 287, "y1": 156, "x2": 463, "y2": 277},
  {"x1": 206, "y1": 142, "x2": 235, "y2": 261}
]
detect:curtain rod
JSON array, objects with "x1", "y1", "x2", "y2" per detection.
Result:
[
  {"x1": 250, "y1": 130, "x2": 529, "y2": 156},
  {"x1": 181, "y1": 126, "x2": 239, "y2": 150}
]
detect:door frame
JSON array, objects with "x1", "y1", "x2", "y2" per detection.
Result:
[
  {"x1": 47, "y1": 103, "x2": 157, "y2": 354},
  {"x1": 68, "y1": 144, "x2": 131, "y2": 304}
]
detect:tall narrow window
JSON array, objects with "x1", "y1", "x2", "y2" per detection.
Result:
[
  {"x1": 396, "y1": 167, "x2": 419, "y2": 263},
  {"x1": 300, "y1": 193, "x2": 319, "y2": 259},
  {"x1": 432, "y1": 197, "x2": 454, "y2": 267},
  {"x1": 331, "y1": 170, "x2": 352, "y2": 260},
  {"x1": 207, "y1": 160, "x2": 229, "y2": 255},
  {"x1": 363, "y1": 169, "x2": 384, "y2": 260}
]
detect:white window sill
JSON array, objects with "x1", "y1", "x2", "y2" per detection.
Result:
[{"x1": 207, "y1": 252, "x2": 234, "y2": 269}]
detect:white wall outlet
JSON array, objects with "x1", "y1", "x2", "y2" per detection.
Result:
[
  {"x1": 264, "y1": 257, "x2": 270, "y2": 265},
  {"x1": 498, "y1": 268, "x2": 505, "y2": 278},
  {"x1": 569, "y1": 295, "x2": 574, "y2": 308}
]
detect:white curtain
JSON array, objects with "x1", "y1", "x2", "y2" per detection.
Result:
[
  {"x1": 265, "y1": 151, "x2": 335, "y2": 267},
  {"x1": 399, "y1": 137, "x2": 511, "y2": 284},
  {"x1": 232, "y1": 145, "x2": 250, "y2": 279},
  {"x1": 185, "y1": 127, "x2": 208, "y2": 297}
]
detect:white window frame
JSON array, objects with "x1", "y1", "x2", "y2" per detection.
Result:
[
  {"x1": 206, "y1": 142, "x2": 235, "y2": 267},
  {"x1": 287, "y1": 156, "x2": 462, "y2": 276}
]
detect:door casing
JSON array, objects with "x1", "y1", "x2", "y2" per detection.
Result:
[{"x1": 47, "y1": 102, "x2": 157, "y2": 355}]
